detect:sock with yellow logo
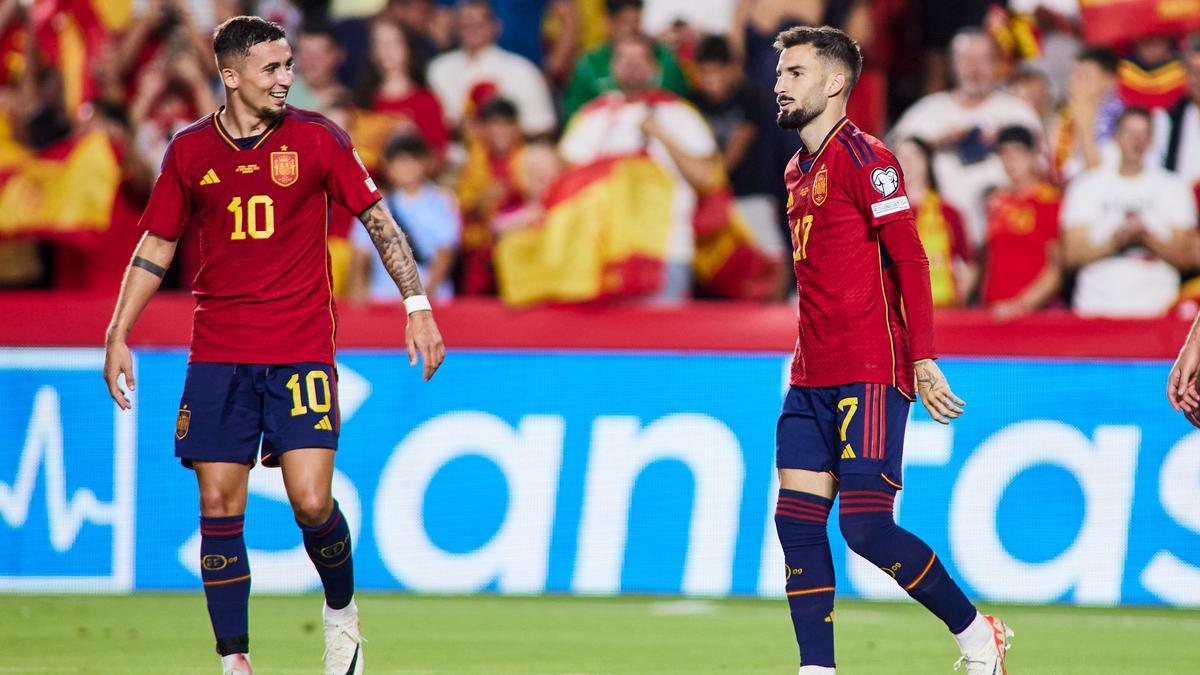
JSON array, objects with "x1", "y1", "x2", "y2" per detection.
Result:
[
  {"x1": 776, "y1": 489, "x2": 836, "y2": 668},
  {"x1": 299, "y1": 500, "x2": 354, "y2": 610},
  {"x1": 199, "y1": 514, "x2": 251, "y2": 656}
]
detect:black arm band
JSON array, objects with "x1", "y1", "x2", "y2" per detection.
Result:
[{"x1": 130, "y1": 256, "x2": 167, "y2": 278}]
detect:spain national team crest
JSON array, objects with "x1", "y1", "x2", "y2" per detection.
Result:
[
  {"x1": 813, "y1": 165, "x2": 828, "y2": 206},
  {"x1": 270, "y1": 149, "x2": 299, "y2": 187},
  {"x1": 175, "y1": 406, "x2": 191, "y2": 440}
]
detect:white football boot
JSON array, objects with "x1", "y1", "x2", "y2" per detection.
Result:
[
  {"x1": 954, "y1": 614, "x2": 1013, "y2": 675},
  {"x1": 220, "y1": 653, "x2": 253, "y2": 675},
  {"x1": 323, "y1": 601, "x2": 365, "y2": 675}
]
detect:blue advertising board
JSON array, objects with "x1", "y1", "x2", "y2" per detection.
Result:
[{"x1": 2, "y1": 347, "x2": 1197, "y2": 606}]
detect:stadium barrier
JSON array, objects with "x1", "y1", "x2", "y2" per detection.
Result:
[{"x1": 0, "y1": 294, "x2": 1196, "y2": 607}]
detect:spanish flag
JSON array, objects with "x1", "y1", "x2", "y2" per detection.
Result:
[
  {"x1": 33, "y1": 0, "x2": 132, "y2": 117},
  {"x1": 1079, "y1": 0, "x2": 1200, "y2": 47},
  {"x1": 692, "y1": 187, "x2": 782, "y2": 300},
  {"x1": 495, "y1": 155, "x2": 672, "y2": 306},
  {"x1": 0, "y1": 128, "x2": 121, "y2": 237}
]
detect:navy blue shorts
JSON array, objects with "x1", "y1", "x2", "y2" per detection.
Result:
[
  {"x1": 776, "y1": 383, "x2": 908, "y2": 488},
  {"x1": 175, "y1": 362, "x2": 339, "y2": 468}
]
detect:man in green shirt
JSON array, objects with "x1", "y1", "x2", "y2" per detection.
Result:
[{"x1": 562, "y1": 0, "x2": 688, "y2": 121}]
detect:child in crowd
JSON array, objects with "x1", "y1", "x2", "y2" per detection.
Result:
[{"x1": 350, "y1": 134, "x2": 460, "y2": 301}]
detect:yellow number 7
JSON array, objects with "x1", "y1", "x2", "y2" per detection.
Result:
[
  {"x1": 793, "y1": 214, "x2": 814, "y2": 261},
  {"x1": 837, "y1": 396, "x2": 859, "y2": 442}
]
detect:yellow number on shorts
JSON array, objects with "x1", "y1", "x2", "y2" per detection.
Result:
[
  {"x1": 793, "y1": 214, "x2": 814, "y2": 261},
  {"x1": 227, "y1": 195, "x2": 275, "y2": 240},
  {"x1": 286, "y1": 370, "x2": 332, "y2": 416},
  {"x1": 837, "y1": 396, "x2": 859, "y2": 442}
]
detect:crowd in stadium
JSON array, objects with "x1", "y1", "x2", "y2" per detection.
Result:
[{"x1": 1, "y1": 0, "x2": 1199, "y2": 317}]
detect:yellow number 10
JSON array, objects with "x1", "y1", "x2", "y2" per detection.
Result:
[
  {"x1": 286, "y1": 370, "x2": 332, "y2": 416},
  {"x1": 793, "y1": 214, "x2": 814, "y2": 261},
  {"x1": 227, "y1": 195, "x2": 275, "y2": 240}
]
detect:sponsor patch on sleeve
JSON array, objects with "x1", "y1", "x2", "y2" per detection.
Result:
[{"x1": 871, "y1": 195, "x2": 910, "y2": 218}]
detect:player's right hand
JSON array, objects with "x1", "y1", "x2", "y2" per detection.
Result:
[{"x1": 103, "y1": 339, "x2": 135, "y2": 410}]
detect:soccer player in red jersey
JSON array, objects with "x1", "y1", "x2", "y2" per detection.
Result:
[
  {"x1": 101, "y1": 17, "x2": 444, "y2": 675},
  {"x1": 770, "y1": 27, "x2": 1011, "y2": 674}
]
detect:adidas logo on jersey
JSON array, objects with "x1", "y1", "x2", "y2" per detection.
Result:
[
  {"x1": 199, "y1": 169, "x2": 221, "y2": 186},
  {"x1": 841, "y1": 445, "x2": 856, "y2": 459},
  {"x1": 314, "y1": 415, "x2": 333, "y2": 431}
]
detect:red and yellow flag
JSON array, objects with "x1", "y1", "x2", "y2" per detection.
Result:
[
  {"x1": 495, "y1": 155, "x2": 673, "y2": 306},
  {"x1": 692, "y1": 187, "x2": 782, "y2": 301},
  {"x1": 1079, "y1": 0, "x2": 1200, "y2": 46},
  {"x1": 0, "y1": 129, "x2": 121, "y2": 237}
]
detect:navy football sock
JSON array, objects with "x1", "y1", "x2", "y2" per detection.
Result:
[
  {"x1": 775, "y1": 489, "x2": 836, "y2": 668},
  {"x1": 299, "y1": 500, "x2": 354, "y2": 610},
  {"x1": 199, "y1": 515, "x2": 251, "y2": 655},
  {"x1": 838, "y1": 475, "x2": 976, "y2": 633}
]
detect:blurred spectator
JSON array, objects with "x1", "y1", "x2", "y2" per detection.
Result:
[
  {"x1": 350, "y1": 134, "x2": 460, "y2": 301},
  {"x1": 559, "y1": 33, "x2": 721, "y2": 301},
  {"x1": 1118, "y1": 35, "x2": 1186, "y2": 111},
  {"x1": 562, "y1": 0, "x2": 687, "y2": 121},
  {"x1": 456, "y1": 98, "x2": 527, "y2": 295},
  {"x1": 1062, "y1": 108, "x2": 1198, "y2": 317},
  {"x1": 1009, "y1": 64, "x2": 1053, "y2": 132},
  {"x1": 541, "y1": 0, "x2": 583, "y2": 88},
  {"x1": 427, "y1": 0, "x2": 556, "y2": 137},
  {"x1": 1047, "y1": 47, "x2": 1122, "y2": 180},
  {"x1": 1155, "y1": 34, "x2": 1200, "y2": 207},
  {"x1": 352, "y1": 19, "x2": 448, "y2": 160},
  {"x1": 891, "y1": 28, "x2": 1042, "y2": 245},
  {"x1": 895, "y1": 137, "x2": 976, "y2": 308},
  {"x1": 129, "y1": 48, "x2": 218, "y2": 171},
  {"x1": 383, "y1": 0, "x2": 454, "y2": 52},
  {"x1": 980, "y1": 126, "x2": 1062, "y2": 319},
  {"x1": 729, "y1": 0, "x2": 825, "y2": 90},
  {"x1": 494, "y1": 140, "x2": 564, "y2": 231},
  {"x1": 288, "y1": 23, "x2": 349, "y2": 113},
  {"x1": 687, "y1": 35, "x2": 783, "y2": 262},
  {"x1": 916, "y1": 0, "x2": 992, "y2": 95}
]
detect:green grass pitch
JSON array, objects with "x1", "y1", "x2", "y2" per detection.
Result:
[{"x1": 3, "y1": 594, "x2": 1197, "y2": 673}]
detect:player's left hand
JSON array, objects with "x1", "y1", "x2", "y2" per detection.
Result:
[
  {"x1": 914, "y1": 358, "x2": 964, "y2": 424},
  {"x1": 406, "y1": 310, "x2": 445, "y2": 381},
  {"x1": 1168, "y1": 337, "x2": 1200, "y2": 413}
]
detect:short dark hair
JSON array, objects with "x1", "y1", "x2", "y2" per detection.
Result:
[
  {"x1": 995, "y1": 125, "x2": 1035, "y2": 150},
  {"x1": 1116, "y1": 106, "x2": 1153, "y2": 128},
  {"x1": 213, "y1": 16, "x2": 286, "y2": 65},
  {"x1": 1076, "y1": 46, "x2": 1119, "y2": 75},
  {"x1": 298, "y1": 21, "x2": 337, "y2": 42},
  {"x1": 695, "y1": 35, "x2": 734, "y2": 64},
  {"x1": 606, "y1": 0, "x2": 643, "y2": 13},
  {"x1": 773, "y1": 25, "x2": 862, "y2": 89},
  {"x1": 478, "y1": 97, "x2": 518, "y2": 122},
  {"x1": 385, "y1": 134, "x2": 430, "y2": 161}
]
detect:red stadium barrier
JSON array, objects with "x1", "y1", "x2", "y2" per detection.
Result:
[{"x1": 0, "y1": 291, "x2": 1190, "y2": 359}]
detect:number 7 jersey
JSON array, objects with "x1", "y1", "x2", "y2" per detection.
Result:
[
  {"x1": 783, "y1": 117, "x2": 927, "y2": 398},
  {"x1": 137, "y1": 106, "x2": 381, "y2": 365}
]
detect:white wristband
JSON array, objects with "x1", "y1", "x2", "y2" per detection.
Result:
[{"x1": 403, "y1": 294, "x2": 432, "y2": 314}]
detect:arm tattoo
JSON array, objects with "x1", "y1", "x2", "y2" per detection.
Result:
[
  {"x1": 359, "y1": 201, "x2": 426, "y2": 298},
  {"x1": 130, "y1": 256, "x2": 166, "y2": 278}
]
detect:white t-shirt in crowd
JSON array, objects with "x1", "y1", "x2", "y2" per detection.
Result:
[
  {"x1": 427, "y1": 45, "x2": 557, "y2": 136},
  {"x1": 1154, "y1": 101, "x2": 1200, "y2": 188},
  {"x1": 1061, "y1": 165, "x2": 1197, "y2": 317},
  {"x1": 640, "y1": 0, "x2": 738, "y2": 36},
  {"x1": 558, "y1": 91, "x2": 718, "y2": 264},
  {"x1": 891, "y1": 90, "x2": 1043, "y2": 245}
]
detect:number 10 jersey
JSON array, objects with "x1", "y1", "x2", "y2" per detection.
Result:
[{"x1": 137, "y1": 106, "x2": 381, "y2": 365}]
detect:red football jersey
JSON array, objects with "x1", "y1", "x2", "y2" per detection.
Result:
[
  {"x1": 981, "y1": 181, "x2": 1061, "y2": 305},
  {"x1": 139, "y1": 106, "x2": 381, "y2": 364},
  {"x1": 784, "y1": 117, "x2": 931, "y2": 397}
]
